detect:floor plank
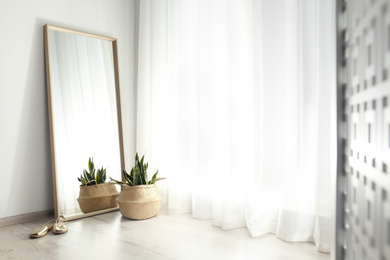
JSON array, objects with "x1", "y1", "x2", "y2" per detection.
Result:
[{"x1": 0, "y1": 211, "x2": 330, "y2": 260}]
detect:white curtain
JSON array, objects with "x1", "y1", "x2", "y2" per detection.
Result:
[{"x1": 135, "y1": 0, "x2": 335, "y2": 253}]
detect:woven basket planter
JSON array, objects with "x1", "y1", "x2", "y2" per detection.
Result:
[
  {"x1": 77, "y1": 183, "x2": 119, "y2": 213},
  {"x1": 117, "y1": 184, "x2": 163, "y2": 220}
]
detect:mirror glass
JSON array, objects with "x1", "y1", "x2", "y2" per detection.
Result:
[{"x1": 44, "y1": 25, "x2": 125, "y2": 220}]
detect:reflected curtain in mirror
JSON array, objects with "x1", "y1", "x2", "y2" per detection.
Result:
[{"x1": 44, "y1": 25, "x2": 125, "y2": 220}]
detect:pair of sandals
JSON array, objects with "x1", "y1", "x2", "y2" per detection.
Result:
[{"x1": 30, "y1": 215, "x2": 68, "y2": 238}]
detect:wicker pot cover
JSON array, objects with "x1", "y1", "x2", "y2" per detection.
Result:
[
  {"x1": 117, "y1": 184, "x2": 163, "y2": 220},
  {"x1": 77, "y1": 183, "x2": 119, "y2": 213}
]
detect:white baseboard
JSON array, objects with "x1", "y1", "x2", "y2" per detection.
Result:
[{"x1": 0, "y1": 210, "x2": 54, "y2": 228}]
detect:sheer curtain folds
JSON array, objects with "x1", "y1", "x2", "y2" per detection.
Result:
[{"x1": 135, "y1": 0, "x2": 335, "y2": 253}]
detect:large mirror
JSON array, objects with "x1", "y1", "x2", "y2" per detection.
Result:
[{"x1": 44, "y1": 25, "x2": 125, "y2": 220}]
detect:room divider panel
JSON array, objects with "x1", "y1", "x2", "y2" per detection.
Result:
[{"x1": 337, "y1": 0, "x2": 390, "y2": 259}]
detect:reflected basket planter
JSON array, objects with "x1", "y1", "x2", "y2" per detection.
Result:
[
  {"x1": 117, "y1": 184, "x2": 163, "y2": 220},
  {"x1": 77, "y1": 183, "x2": 119, "y2": 213}
]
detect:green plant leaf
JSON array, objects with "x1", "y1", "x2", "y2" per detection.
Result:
[
  {"x1": 123, "y1": 169, "x2": 130, "y2": 185},
  {"x1": 132, "y1": 167, "x2": 139, "y2": 186},
  {"x1": 83, "y1": 170, "x2": 89, "y2": 182},
  {"x1": 109, "y1": 177, "x2": 126, "y2": 185},
  {"x1": 150, "y1": 170, "x2": 158, "y2": 184},
  {"x1": 88, "y1": 157, "x2": 93, "y2": 173},
  {"x1": 95, "y1": 166, "x2": 106, "y2": 184},
  {"x1": 102, "y1": 168, "x2": 106, "y2": 183}
]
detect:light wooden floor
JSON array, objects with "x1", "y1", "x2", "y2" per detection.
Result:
[{"x1": 0, "y1": 211, "x2": 330, "y2": 260}]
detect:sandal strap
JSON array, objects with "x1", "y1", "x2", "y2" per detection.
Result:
[{"x1": 56, "y1": 215, "x2": 67, "y2": 224}]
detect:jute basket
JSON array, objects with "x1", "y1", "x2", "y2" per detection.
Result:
[
  {"x1": 117, "y1": 184, "x2": 163, "y2": 220},
  {"x1": 77, "y1": 183, "x2": 119, "y2": 213}
]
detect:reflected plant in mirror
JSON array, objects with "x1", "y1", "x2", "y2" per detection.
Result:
[
  {"x1": 77, "y1": 157, "x2": 119, "y2": 214},
  {"x1": 77, "y1": 157, "x2": 107, "y2": 186}
]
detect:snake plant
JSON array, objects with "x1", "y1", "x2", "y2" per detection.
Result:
[
  {"x1": 77, "y1": 157, "x2": 107, "y2": 186},
  {"x1": 110, "y1": 153, "x2": 159, "y2": 186}
]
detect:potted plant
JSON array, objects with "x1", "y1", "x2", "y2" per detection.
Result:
[
  {"x1": 77, "y1": 157, "x2": 119, "y2": 213},
  {"x1": 111, "y1": 153, "x2": 164, "y2": 220}
]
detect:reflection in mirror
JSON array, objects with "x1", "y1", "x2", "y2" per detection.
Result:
[{"x1": 44, "y1": 25, "x2": 125, "y2": 220}]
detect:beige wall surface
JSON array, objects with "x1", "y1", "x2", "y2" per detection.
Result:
[{"x1": 0, "y1": 0, "x2": 135, "y2": 218}]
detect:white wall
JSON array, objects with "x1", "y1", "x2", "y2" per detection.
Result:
[{"x1": 0, "y1": 0, "x2": 135, "y2": 218}]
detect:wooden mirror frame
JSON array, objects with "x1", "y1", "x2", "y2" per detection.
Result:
[{"x1": 44, "y1": 24, "x2": 125, "y2": 220}]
